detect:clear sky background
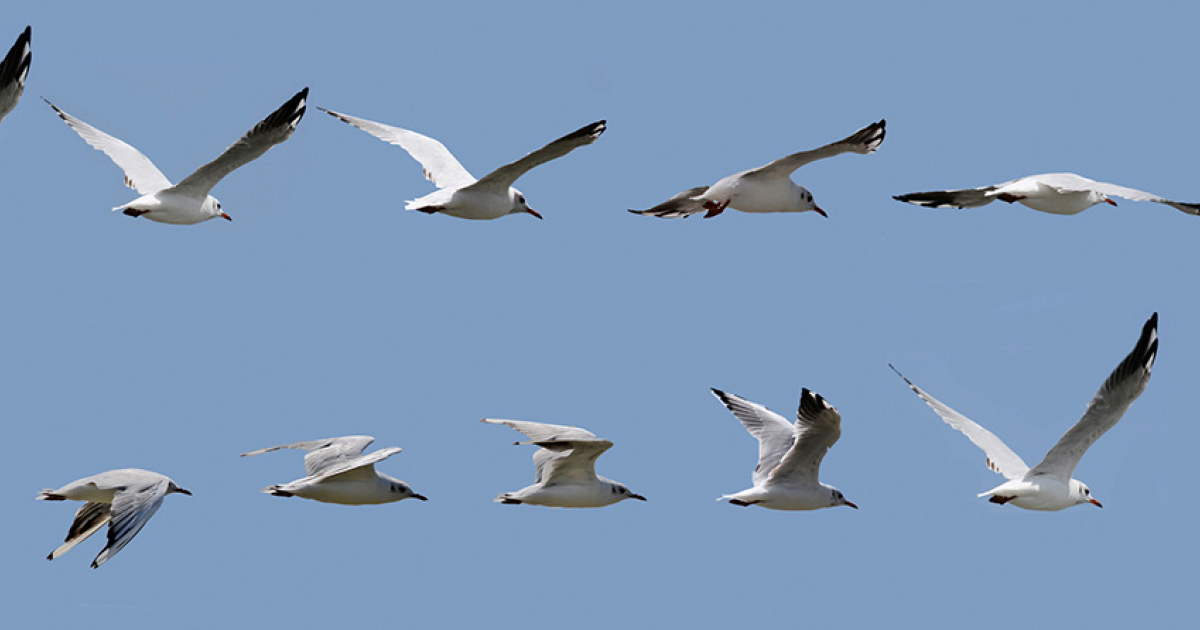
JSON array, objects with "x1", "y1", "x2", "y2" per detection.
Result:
[{"x1": 2, "y1": 2, "x2": 1197, "y2": 628}]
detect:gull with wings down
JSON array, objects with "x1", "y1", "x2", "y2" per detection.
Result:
[
  {"x1": 240, "y1": 435, "x2": 426, "y2": 505},
  {"x1": 894, "y1": 173, "x2": 1200, "y2": 216},
  {"x1": 38, "y1": 468, "x2": 191, "y2": 569},
  {"x1": 481, "y1": 418, "x2": 646, "y2": 507},
  {"x1": 630, "y1": 119, "x2": 885, "y2": 219},
  {"x1": 320, "y1": 108, "x2": 605, "y2": 220},
  {"x1": 891, "y1": 312, "x2": 1158, "y2": 511},
  {"x1": 0, "y1": 25, "x2": 30, "y2": 126},
  {"x1": 45, "y1": 87, "x2": 307, "y2": 224},
  {"x1": 712, "y1": 388, "x2": 857, "y2": 511}
]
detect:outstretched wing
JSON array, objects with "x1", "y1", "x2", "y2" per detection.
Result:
[
  {"x1": 470, "y1": 120, "x2": 606, "y2": 194},
  {"x1": 891, "y1": 365, "x2": 1030, "y2": 480},
  {"x1": 711, "y1": 388, "x2": 796, "y2": 487},
  {"x1": 481, "y1": 418, "x2": 597, "y2": 444},
  {"x1": 0, "y1": 26, "x2": 31, "y2": 123},
  {"x1": 320, "y1": 107, "x2": 476, "y2": 190},
  {"x1": 747, "y1": 119, "x2": 886, "y2": 177},
  {"x1": 44, "y1": 98, "x2": 173, "y2": 194},
  {"x1": 893, "y1": 185, "x2": 1000, "y2": 209},
  {"x1": 241, "y1": 435, "x2": 376, "y2": 477},
  {"x1": 91, "y1": 479, "x2": 169, "y2": 568},
  {"x1": 305, "y1": 447, "x2": 403, "y2": 483},
  {"x1": 768, "y1": 389, "x2": 842, "y2": 485},
  {"x1": 628, "y1": 185, "x2": 711, "y2": 218},
  {"x1": 171, "y1": 87, "x2": 308, "y2": 197},
  {"x1": 1028, "y1": 313, "x2": 1158, "y2": 481}
]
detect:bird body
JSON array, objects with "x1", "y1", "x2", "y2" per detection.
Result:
[
  {"x1": 38, "y1": 468, "x2": 191, "y2": 568},
  {"x1": 241, "y1": 435, "x2": 426, "y2": 506}
]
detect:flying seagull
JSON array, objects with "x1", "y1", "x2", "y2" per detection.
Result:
[
  {"x1": 46, "y1": 87, "x2": 308, "y2": 224},
  {"x1": 894, "y1": 172, "x2": 1200, "y2": 216},
  {"x1": 240, "y1": 435, "x2": 426, "y2": 505},
  {"x1": 891, "y1": 312, "x2": 1158, "y2": 511},
  {"x1": 630, "y1": 119, "x2": 885, "y2": 219},
  {"x1": 481, "y1": 418, "x2": 646, "y2": 507},
  {"x1": 38, "y1": 468, "x2": 191, "y2": 568},
  {"x1": 321, "y1": 108, "x2": 605, "y2": 220},
  {"x1": 712, "y1": 387, "x2": 857, "y2": 511}
]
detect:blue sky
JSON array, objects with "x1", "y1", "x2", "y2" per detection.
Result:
[{"x1": 3, "y1": 2, "x2": 1197, "y2": 628}]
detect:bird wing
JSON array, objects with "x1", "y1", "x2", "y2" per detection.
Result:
[
  {"x1": 1040, "y1": 173, "x2": 1200, "y2": 216},
  {"x1": 628, "y1": 185, "x2": 711, "y2": 218},
  {"x1": 319, "y1": 107, "x2": 476, "y2": 190},
  {"x1": 1028, "y1": 313, "x2": 1158, "y2": 481},
  {"x1": 171, "y1": 87, "x2": 307, "y2": 198},
  {"x1": 746, "y1": 119, "x2": 886, "y2": 177},
  {"x1": 0, "y1": 26, "x2": 31, "y2": 122},
  {"x1": 44, "y1": 98, "x2": 173, "y2": 194},
  {"x1": 91, "y1": 478, "x2": 169, "y2": 568},
  {"x1": 711, "y1": 388, "x2": 797, "y2": 487},
  {"x1": 48, "y1": 501, "x2": 111, "y2": 561},
  {"x1": 481, "y1": 418, "x2": 598, "y2": 443},
  {"x1": 469, "y1": 120, "x2": 606, "y2": 194},
  {"x1": 767, "y1": 389, "x2": 843, "y2": 485},
  {"x1": 305, "y1": 447, "x2": 403, "y2": 484},
  {"x1": 533, "y1": 439, "x2": 613, "y2": 486},
  {"x1": 893, "y1": 184, "x2": 1001, "y2": 209},
  {"x1": 241, "y1": 435, "x2": 376, "y2": 477},
  {"x1": 890, "y1": 364, "x2": 1030, "y2": 480}
]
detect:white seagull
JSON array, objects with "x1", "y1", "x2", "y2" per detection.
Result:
[
  {"x1": 894, "y1": 172, "x2": 1200, "y2": 216},
  {"x1": 630, "y1": 119, "x2": 885, "y2": 219},
  {"x1": 240, "y1": 435, "x2": 426, "y2": 505},
  {"x1": 481, "y1": 418, "x2": 646, "y2": 507},
  {"x1": 0, "y1": 25, "x2": 30, "y2": 126},
  {"x1": 38, "y1": 468, "x2": 191, "y2": 568},
  {"x1": 891, "y1": 312, "x2": 1158, "y2": 511},
  {"x1": 45, "y1": 87, "x2": 308, "y2": 224},
  {"x1": 320, "y1": 108, "x2": 605, "y2": 220},
  {"x1": 712, "y1": 388, "x2": 857, "y2": 511}
]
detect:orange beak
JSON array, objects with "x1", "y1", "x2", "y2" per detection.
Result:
[
  {"x1": 219, "y1": 212, "x2": 233, "y2": 221},
  {"x1": 1104, "y1": 198, "x2": 1118, "y2": 207},
  {"x1": 1089, "y1": 498, "x2": 1103, "y2": 508},
  {"x1": 527, "y1": 208, "x2": 543, "y2": 220}
]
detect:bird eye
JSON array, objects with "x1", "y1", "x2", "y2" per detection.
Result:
[{"x1": 1084, "y1": 489, "x2": 1090, "y2": 495}]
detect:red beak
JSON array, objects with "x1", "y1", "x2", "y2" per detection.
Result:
[
  {"x1": 814, "y1": 205, "x2": 828, "y2": 218},
  {"x1": 527, "y1": 208, "x2": 543, "y2": 220},
  {"x1": 219, "y1": 212, "x2": 233, "y2": 221},
  {"x1": 1104, "y1": 198, "x2": 1118, "y2": 207}
]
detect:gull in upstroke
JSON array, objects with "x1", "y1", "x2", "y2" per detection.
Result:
[{"x1": 891, "y1": 312, "x2": 1158, "y2": 511}]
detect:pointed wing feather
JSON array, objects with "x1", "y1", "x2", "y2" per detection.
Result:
[
  {"x1": 91, "y1": 479, "x2": 169, "y2": 568},
  {"x1": 748, "y1": 119, "x2": 885, "y2": 177},
  {"x1": 628, "y1": 185, "x2": 711, "y2": 218},
  {"x1": 44, "y1": 98, "x2": 173, "y2": 194},
  {"x1": 711, "y1": 388, "x2": 796, "y2": 487},
  {"x1": 319, "y1": 107, "x2": 476, "y2": 189},
  {"x1": 891, "y1": 365, "x2": 1030, "y2": 480},
  {"x1": 171, "y1": 87, "x2": 307, "y2": 197},
  {"x1": 48, "y1": 502, "x2": 111, "y2": 561},
  {"x1": 1028, "y1": 313, "x2": 1158, "y2": 480},
  {"x1": 768, "y1": 389, "x2": 842, "y2": 485},
  {"x1": 481, "y1": 418, "x2": 597, "y2": 443},
  {"x1": 0, "y1": 26, "x2": 31, "y2": 122},
  {"x1": 469, "y1": 120, "x2": 606, "y2": 194}
]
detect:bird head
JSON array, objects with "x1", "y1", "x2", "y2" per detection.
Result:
[
  {"x1": 1071, "y1": 480, "x2": 1102, "y2": 508},
  {"x1": 510, "y1": 188, "x2": 542, "y2": 219},
  {"x1": 205, "y1": 196, "x2": 232, "y2": 222},
  {"x1": 831, "y1": 488, "x2": 857, "y2": 509}
]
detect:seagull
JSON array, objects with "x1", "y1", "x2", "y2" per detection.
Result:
[
  {"x1": 320, "y1": 108, "x2": 605, "y2": 220},
  {"x1": 630, "y1": 119, "x2": 885, "y2": 219},
  {"x1": 45, "y1": 87, "x2": 308, "y2": 224},
  {"x1": 481, "y1": 418, "x2": 646, "y2": 507},
  {"x1": 712, "y1": 388, "x2": 857, "y2": 511},
  {"x1": 894, "y1": 172, "x2": 1200, "y2": 216},
  {"x1": 37, "y1": 468, "x2": 191, "y2": 568},
  {"x1": 0, "y1": 25, "x2": 30, "y2": 126},
  {"x1": 891, "y1": 312, "x2": 1158, "y2": 511},
  {"x1": 240, "y1": 435, "x2": 426, "y2": 505}
]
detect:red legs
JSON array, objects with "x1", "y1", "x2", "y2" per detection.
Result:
[
  {"x1": 703, "y1": 199, "x2": 729, "y2": 219},
  {"x1": 996, "y1": 193, "x2": 1026, "y2": 204}
]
